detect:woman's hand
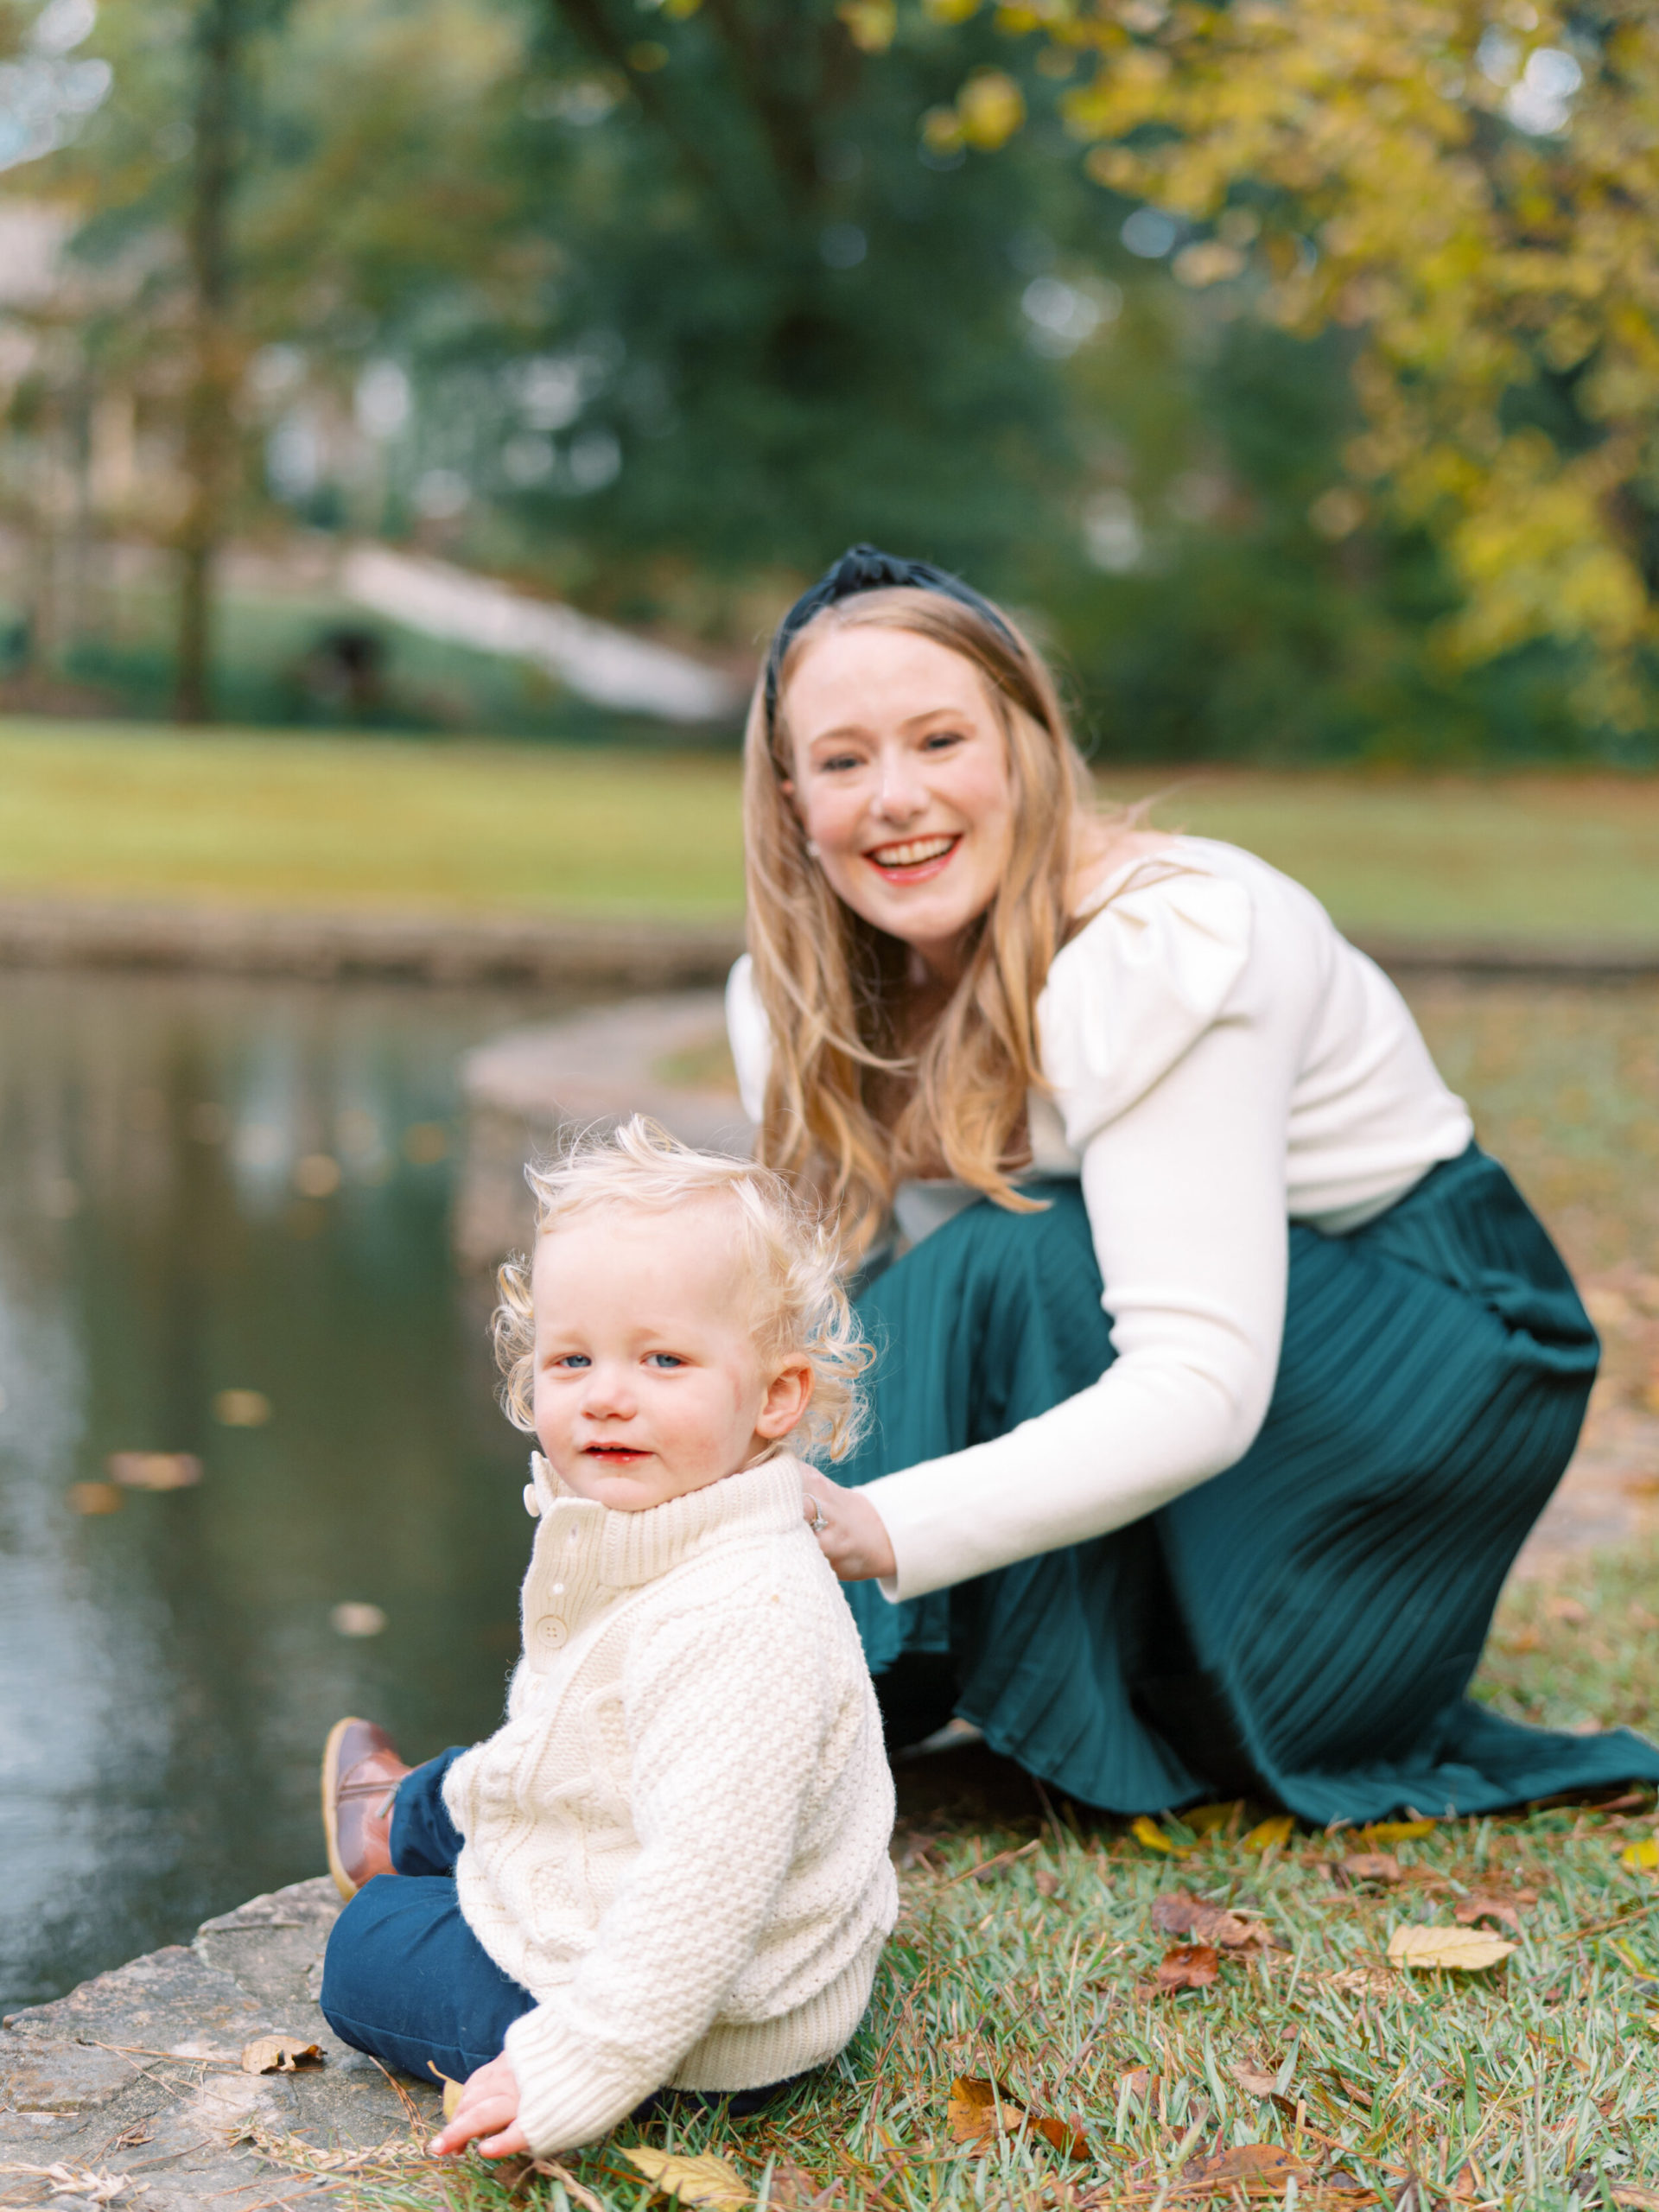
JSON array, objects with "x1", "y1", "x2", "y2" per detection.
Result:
[
  {"x1": 429, "y1": 2052, "x2": 529, "y2": 2159},
  {"x1": 802, "y1": 1469, "x2": 896, "y2": 1584}
]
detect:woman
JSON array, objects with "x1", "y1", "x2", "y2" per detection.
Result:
[{"x1": 727, "y1": 543, "x2": 1659, "y2": 1825}]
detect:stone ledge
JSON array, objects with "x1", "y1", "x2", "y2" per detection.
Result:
[
  {"x1": 0, "y1": 899, "x2": 746, "y2": 990},
  {"x1": 0, "y1": 1878, "x2": 435, "y2": 2210}
]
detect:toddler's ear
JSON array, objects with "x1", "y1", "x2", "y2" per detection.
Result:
[{"x1": 755, "y1": 1358, "x2": 813, "y2": 1439}]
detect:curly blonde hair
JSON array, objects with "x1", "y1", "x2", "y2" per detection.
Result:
[{"x1": 493, "y1": 1116, "x2": 873, "y2": 1464}]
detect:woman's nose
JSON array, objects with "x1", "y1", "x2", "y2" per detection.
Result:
[{"x1": 873, "y1": 748, "x2": 927, "y2": 823}]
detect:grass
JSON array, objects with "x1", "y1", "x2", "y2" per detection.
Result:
[
  {"x1": 4, "y1": 719, "x2": 1659, "y2": 939},
  {"x1": 247, "y1": 1544, "x2": 1659, "y2": 2212}
]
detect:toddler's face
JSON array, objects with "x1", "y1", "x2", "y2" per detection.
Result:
[{"x1": 531, "y1": 1200, "x2": 810, "y2": 1511}]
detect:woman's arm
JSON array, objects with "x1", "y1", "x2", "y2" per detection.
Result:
[{"x1": 814, "y1": 972, "x2": 1301, "y2": 1601}]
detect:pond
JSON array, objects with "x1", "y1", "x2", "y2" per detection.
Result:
[
  {"x1": 0, "y1": 968, "x2": 580, "y2": 2017},
  {"x1": 1, "y1": 964, "x2": 1656, "y2": 2016}
]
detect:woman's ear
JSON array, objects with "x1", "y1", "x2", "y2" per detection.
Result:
[{"x1": 755, "y1": 1359, "x2": 813, "y2": 1439}]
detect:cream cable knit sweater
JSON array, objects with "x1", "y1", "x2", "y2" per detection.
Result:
[{"x1": 440, "y1": 1452, "x2": 898, "y2": 2157}]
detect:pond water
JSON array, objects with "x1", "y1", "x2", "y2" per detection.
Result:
[
  {"x1": 0, "y1": 968, "x2": 578, "y2": 2016},
  {"x1": 1, "y1": 964, "x2": 1655, "y2": 2016}
]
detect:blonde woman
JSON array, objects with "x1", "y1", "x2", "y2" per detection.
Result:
[{"x1": 728, "y1": 543, "x2": 1659, "y2": 1823}]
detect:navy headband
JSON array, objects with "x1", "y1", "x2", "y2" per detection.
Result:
[{"x1": 763, "y1": 543, "x2": 1020, "y2": 729}]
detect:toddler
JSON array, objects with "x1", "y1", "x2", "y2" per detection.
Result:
[{"x1": 316, "y1": 1117, "x2": 896, "y2": 2159}]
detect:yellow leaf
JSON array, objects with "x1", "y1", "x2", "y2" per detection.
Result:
[
  {"x1": 1181, "y1": 1801, "x2": 1243, "y2": 1835},
  {"x1": 1131, "y1": 1814, "x2": 1180, "y2": 1853},
  {"x1": 956, "y1": 69, "x2": 1026, "y2": 151},
  {"x1": 442, "y1": 2078, "x2": 463, "y2": 2120},
  {"x1": 1368, "y1": 1819, "x2": 1437, "y2": 1843},
  {"x1": 621, "y1": 2149, "x2": 752, "y2": 2212},
  {"x1": 1387, "y1": 1925, "x2": 1517, "y2": 1972},
  {"x1": 1619, "y1": 1835, "x2": 1659, "y2": 1873},
  {"x1": 240, "y1": 2035, "x2": 323, "y2": 2075},
  {"x1": 1243, "y1": 1815, "x2": 1294, "y2": 1852},
  {"x1": 1611, "y1": 1940, "x2": 1659, "y2": 1980},
  {"x1": 836, "y1": 0, "x2": 894, "y2": 51}
]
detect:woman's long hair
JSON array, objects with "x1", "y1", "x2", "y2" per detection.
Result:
[{"x1": 743, "y1": 584, "x2": 1100, "y2": 1262}]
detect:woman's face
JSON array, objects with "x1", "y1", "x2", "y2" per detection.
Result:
[{"x1": 781, "y1": 623, "x2": 1016, "y2": 978}]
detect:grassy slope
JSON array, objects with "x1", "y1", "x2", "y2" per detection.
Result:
[{"x1": 5, "y1": 719, "x2": 1659, "y2": 939}]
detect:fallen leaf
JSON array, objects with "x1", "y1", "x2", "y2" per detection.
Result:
[
  {"x1": 1150, "y1": 1890, "x2": 1274, "y2": 1950},
  {"x1": 1033, "y1": 1870, "x2": 1061, "y2": 1897},
  {"x1": 1324, "y1": 1964, "x2": 1408, "y2": 1996},
  {"x1": 1386, "y1": 1925, "x2": 1516, "y2": 1971},
  {"x1": 621, "y1": 2147, "x2": 752, "y2": 2211},
  {"x1": 1118, "y1": 2065, "x2": 1153, "y2": 2105},
  {"x1": 1548, "y1": 1596, "x2": 1590, "y2": 1624},
  {"x1": 1366, "y1": 1820, "x2": 1437, "y2": 1843},
  {"x1": 239, "y1": 2036, "x2": 323, "y2": 2075},
  {"x1": 1243, "y1": 1815, "x2": 1294, "y2": 1851},
  {"x1": 764, "y1": 2159, "x2": 837, "y2": 2211},
  {"x1": 1454, "y1": 1892, "x2": 1525, "y2": 1932},
  {"x1": 1179, "y1": 2143, "x2": 1315, "y2": 2193},
  {"x1": 68, "y1": 1482, "x2": 124, "y2": 1516},
  {"x1": 106, "y1": 1452, "x2": 202, "y2": 1492},
  {"x1": 1131, "y1": 1815, "x2": 1181, "y2": 1854},
  {"x1": 1230, "y1": 2063, "x2": 1279, "y2": 2096},
  {"x1": 1181, "y1": 1801, "x2": 1244, "y2": 1835},
  {"x1": 1156, "y1": 1942, "x2": 1221, "y2": 1992},
  {"x1": 1620, "y1": 1836, "x2": 1659, "y2": 1873},
  {"x1": 1610, "y1": 2190, "x2": 1659, "y2": 2210},
  {"x1": 1338, "y1": 1853, "x2": 1402, "y2": 1886},
  {"x1": 944, "y1": 2076, "x2": 1087, "y2": 2158}
]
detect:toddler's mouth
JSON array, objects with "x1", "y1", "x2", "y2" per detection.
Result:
[{"x1": 583, "y1": 1443, "x2": 649, "y2": 1461}]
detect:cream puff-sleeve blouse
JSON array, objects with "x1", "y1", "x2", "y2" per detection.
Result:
[{"x1": 726, "y1": 837, "x2": 1473, "y2": 1604}]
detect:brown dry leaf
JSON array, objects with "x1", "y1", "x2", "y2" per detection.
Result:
[
  {"x1": 1229, "y1": 2063, "x2": 1279, "y2": 2096},
  {"x1": 1118, "y1": 2066, "x2": 1153, "y2": 2105},
  {"x1": 1454, "y1": 1891, "x2": 1527, "y2": 1932},
  {"x1": 1338, "y1": 1852, "x2": 1402, "y2": 1886},
  {"x1": 1178, "y1": 2143, "x2": 1315, "y2": 2195},
  {"x1": 68, "y1": 1482, "x2": 124, "y2": 1517},
  {"x1": 764, "y1": 2159, "x2": 836, "y2": 2212},
  {"x1": 1611, "y1": 2190, "x2": 1659, "y2": 2210},
  {"x1": 945, "y1": 2076, "x2": 1087, "y2": 2159},
  {"x1": 1033, "y1": 1870, "x2": 1061, "y2": 1897},
  {"x1": 1151, "y1": 1890, "x2": 1275, "y2": 1951},
  {"x1": 1323, "y1": 1965, "x2": 1400, "y2": 1996},
  {"x1": 106, "y1": 1452, "x2": 202, "y2": 1492},
  {"x1": 620, "y1": 2147, "x2": 752, "y2": 2211},
  {"x1": 1387, "y1": 1924, "x2": 1516, "y2": 1971},
  {"x1": 240, "y1": 2036, "x2": 322, "y2": 2075},
  {"x1": 1156, "y1": 1942, "x2": 1221, "y2": 1993}
]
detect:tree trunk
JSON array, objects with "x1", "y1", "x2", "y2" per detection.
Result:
[{"x1": 174, "y1": 0, "x2": 241, "y2": 726}]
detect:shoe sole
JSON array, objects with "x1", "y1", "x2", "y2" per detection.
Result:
[{"x1": 321, "y1": 1714, "x2": 365, "y2": 1903}]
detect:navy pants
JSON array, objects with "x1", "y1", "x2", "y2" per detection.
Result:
[
  {"x1": 321, "y1": 1748, "x2": 536, "y2": 2086},
  {"x1": 321, "y1": 1750, "x2": 804, "y2": 2113}
]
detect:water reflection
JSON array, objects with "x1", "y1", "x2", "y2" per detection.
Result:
[{"x1": 0, "y1": 968, "x2": 575, "y2": 2012}]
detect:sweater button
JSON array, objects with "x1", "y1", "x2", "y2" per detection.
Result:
[{"x1": 535, "y1": 1614, "x2": 568, "y2": 1650}]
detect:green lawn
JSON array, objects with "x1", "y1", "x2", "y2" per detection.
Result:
[
  {"x1": 254, "y1": 1540, "x2": 1659, "y2": 2212},
  {"x1": 4, "y1": 719, "x2": 1659, "y2": 943}
]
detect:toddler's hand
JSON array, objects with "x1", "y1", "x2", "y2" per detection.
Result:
[
  {"x1": 802, "y1": 1471, "x2": 896, "y2": 1583},
  {"x1": 429, "y1": 2052, "x2": 530, "y2": 2159}
]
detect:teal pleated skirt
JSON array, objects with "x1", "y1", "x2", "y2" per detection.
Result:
[{"x1": 839, "y1": 1144, "x2": 1659, "y2": 1824}]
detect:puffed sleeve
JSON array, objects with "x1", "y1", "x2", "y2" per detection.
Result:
[
  {"x1": 725, "y1": 954, "x2": 772, "y2": 1127},
  {"x1": 858, "y1": 859, "x2": 1313, "y2": 1602},
  {"x1": 1039, "y1": 864, "x2": 1253, "y2": 1147}
]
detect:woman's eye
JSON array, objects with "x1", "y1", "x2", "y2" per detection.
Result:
[
  {"x1": 818, "y1": 752, "x2": 862, "y2": 773},
  {"x1": 922, "y1": 728, "x2": 965, "y2": 751}
]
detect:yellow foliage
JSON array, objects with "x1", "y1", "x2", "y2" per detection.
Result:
[
  {"x1": 961, "y1": 0, "x2": 1659, "y2": 715},
  {"x1": 1243, "y1": 1815, "x2": 1295, "y2": 1851},
  {"x1": 838, "y1": 0, "x2": 896, "y2": 49},
  {"x1": 1129, "y1": 1813, "x2": 1183, "y2": 1853},
  {"x1": 1387, "y1": 1924, "x2": 1517, "y2": 1971},
  {"x1": 1621, "y1": 1835, "x2": 1659, "y2": 1873},
  {"x1": 957, "y1": 68, "x2": 1027, "y2": 149}
]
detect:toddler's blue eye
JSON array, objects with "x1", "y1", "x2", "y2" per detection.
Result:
[
  {"x1": 556, "y1": 1353, "x2": 591, "y2": 1369},
  {"x1": 646, "y1": 1353, "x2": 684, "y2": 1369}
]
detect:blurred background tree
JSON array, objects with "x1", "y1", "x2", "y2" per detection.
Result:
[{"x1": 0, "y1": 0, "x2": 1652, "y2": 759}]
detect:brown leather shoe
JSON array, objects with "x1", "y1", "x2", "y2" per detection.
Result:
[{"x1": 321, "y1": 1716, "x2": 411, "y2": 1901}]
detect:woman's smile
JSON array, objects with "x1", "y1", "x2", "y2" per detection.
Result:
[{"x1": 863, "y1": 832, "x2": 961, "y2": 885}]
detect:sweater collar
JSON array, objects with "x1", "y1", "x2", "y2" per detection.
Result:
[{"x1": 524, "y1": 1450, "x2": 808, "y2": 1589}]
